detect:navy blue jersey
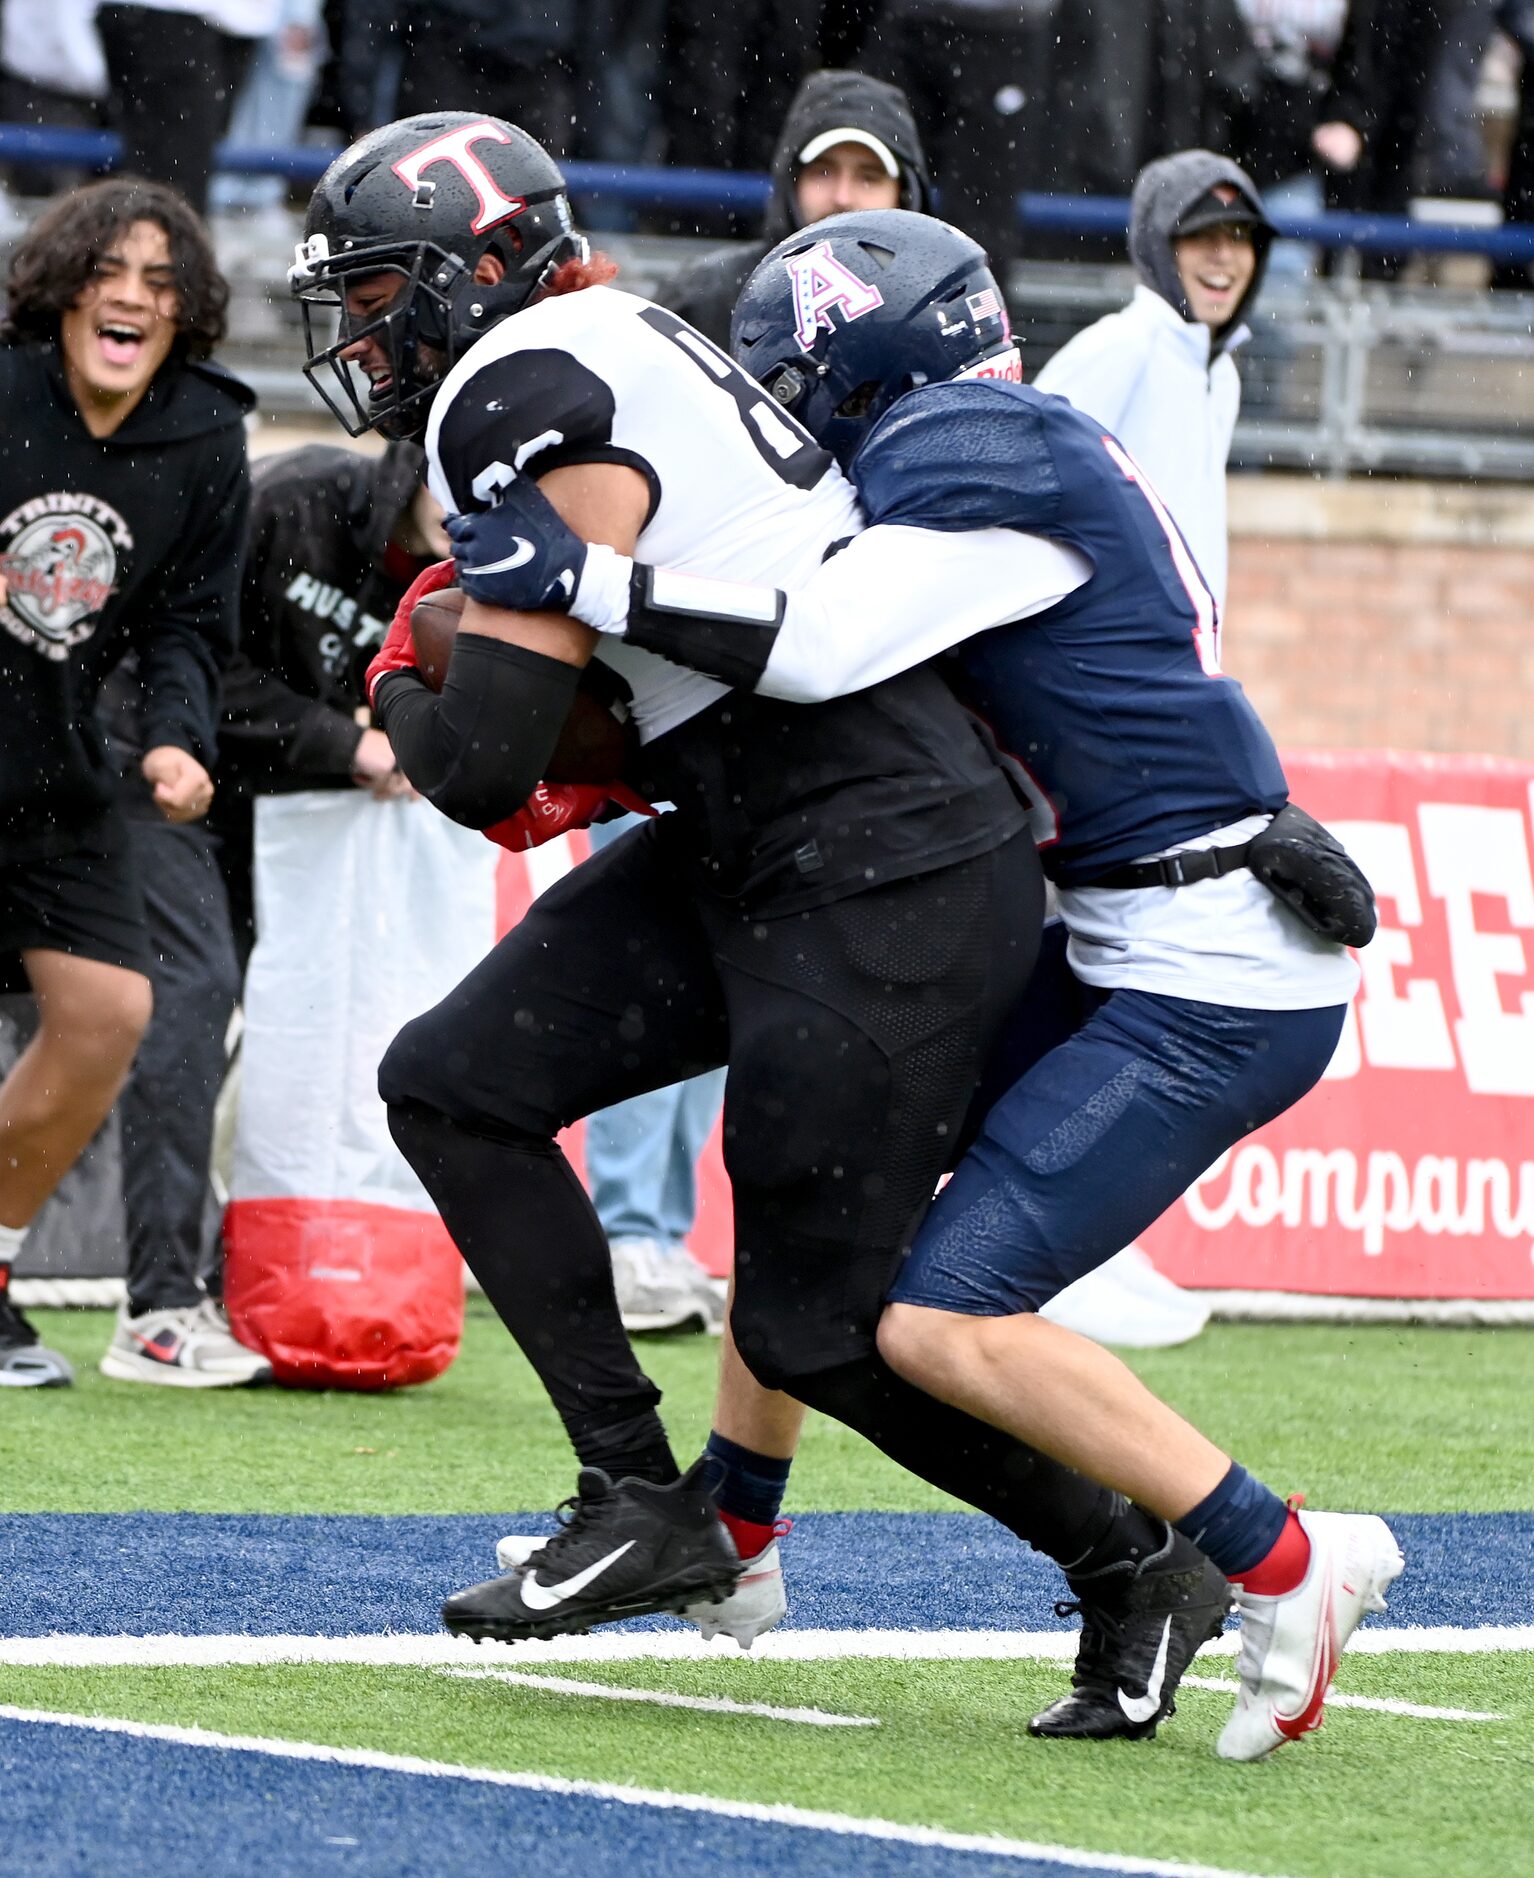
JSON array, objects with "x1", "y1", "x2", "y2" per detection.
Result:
[{"x1": 852, "y1": 380, "x2": 1289, "y2": 884}]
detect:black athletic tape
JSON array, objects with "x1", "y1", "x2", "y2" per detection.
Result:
[
  {"x1": 377, "y1": 636, "x2": 581, "y2": 827},
  {"x1": 620, "y1": 563, "x2": 786, "y2": 690}
]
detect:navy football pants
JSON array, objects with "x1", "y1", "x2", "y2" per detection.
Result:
[{"x1": 890, "y1": 924, "x2": 1348, "y2": 1316}]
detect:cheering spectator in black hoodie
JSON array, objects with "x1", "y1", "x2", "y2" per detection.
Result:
[
  {"x1": 0, "y1": 178, "x2": 254, "y2": 1389},
  {"x1": 665, "y1": 68, "x2": 933, "y2": 350}
]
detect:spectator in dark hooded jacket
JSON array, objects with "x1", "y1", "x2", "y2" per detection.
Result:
[{"x1": 664, "y1": 68, "x2": 933, "y2": 350}]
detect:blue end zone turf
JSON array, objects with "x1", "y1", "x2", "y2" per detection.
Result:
[
  {"x1": 1, "y1": 1512, "x2": 1525, "y2": 1638},
  {"x1": 1, "y1": 1715, "x2": 1167, "y2": 1878}
]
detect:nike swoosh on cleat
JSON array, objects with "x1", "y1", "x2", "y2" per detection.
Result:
[
  {"x1": 518, "y1": 1541, "x2": 637, "y2": 1612},
  {"x1": 465, "y1": 540, "x2": 536, "y2": 575},
  {"x1": 1274, "y1": 1580, "x2": 1337, "y2": 1741},
  {"x1": 1116, "y1": 1615, "x2": 1173, "y2": 1726}
]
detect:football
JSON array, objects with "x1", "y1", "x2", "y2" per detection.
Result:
[
  {"x1": 407, "y1": 583, "x2": 634, "y2": 784},
  {"x1": 408, "y1": 583, "x2": 465, "y2": 692}
]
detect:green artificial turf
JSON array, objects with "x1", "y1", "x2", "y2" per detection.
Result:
[
  {"x1": 2, "y1": 1302, "x2": 1530, "y2": 1514},
  {"x1": 2, "y1": 1651, "x2": 1528, "y2": 1878}
]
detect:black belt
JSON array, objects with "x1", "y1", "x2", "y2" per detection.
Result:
[{"x1": 1077, "y1": 840, "x2": 1253, "y2": 891}]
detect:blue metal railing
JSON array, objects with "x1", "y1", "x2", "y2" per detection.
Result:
[{"x1": 5, "y1": 122, "x2": 1534, "y2": 264}]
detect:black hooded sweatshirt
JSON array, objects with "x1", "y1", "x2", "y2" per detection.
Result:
[
  {"x1": 664, "y1": 69, "x2": 933, "y2": 349},
  {"x1": 0, "y1": 340, "x2": 252, "y2": 864},
  {"x1": 216, "y1": 439, "x2": 427, "y2": 796}
]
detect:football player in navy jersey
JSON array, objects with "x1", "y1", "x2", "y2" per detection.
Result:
[
  {"x1": 452, "y1": 209, "x2": 1405, "y2": 1762},
  {"x1": 290, "y1": 117, "x2": 1228, "y2": 1698}
]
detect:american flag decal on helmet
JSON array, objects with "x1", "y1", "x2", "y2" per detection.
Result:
[{"x1": 966, "y1": 288, "x2": 1003, "y2": 324}]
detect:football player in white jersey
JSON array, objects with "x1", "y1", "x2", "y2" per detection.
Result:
[{"x1": 291, "y1": 117, "x2": 1231, "y2": 1711}]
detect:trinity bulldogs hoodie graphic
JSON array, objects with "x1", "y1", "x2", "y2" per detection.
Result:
[
  {"x1": 665, "y1": 69, "x2": 934, "y2": 349},
  {"x1": 1036, "y1": 150, "x2": 1271, "y2": 614},
  {"x1": 0, "y1": 341, "x2": 252, "y2": 863}
]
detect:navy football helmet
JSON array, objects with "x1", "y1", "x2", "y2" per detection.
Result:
[
  {"x1": 730, "y1": 209, "x2": 1020, "y2": 470},
  {"x1": 290, "y1": 113, "x2": 586, "y2": 438}
]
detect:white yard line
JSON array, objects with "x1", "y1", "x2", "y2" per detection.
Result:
[
  {"x1": 436, "y1": 1663, "x2": 879, "y2": 1727},
  {"x1": 1177, "y1": 1675, "x2": 1506, "y2": 1722},
  {"x1": 0, "y1": 1702, "x2": 1292, "y2": 1878},
  {"x1": 1, "y1": 1623, "x2": 1530, "y2": 1669}
]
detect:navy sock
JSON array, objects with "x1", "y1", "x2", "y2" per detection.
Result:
[
  {"x1": 1175, "y1": 1462, "x2": 1289, "y2": 1578},
  {"x1": 703, "y1": 1430, "x2": 793, "y2": 1527}
]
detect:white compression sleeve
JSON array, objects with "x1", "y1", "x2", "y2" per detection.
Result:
[{"x1": 753, "y1": 525, "x2": 1092, "y2": 703}]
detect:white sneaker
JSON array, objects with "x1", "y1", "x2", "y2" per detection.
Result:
[
  {"x1": 99, "y1": 1298, "x2": 273, "y2": 1389},
  {"x1": 1217, "y1": 1507, "x2": 1405, "y2": 1761},
  {"x1": 678, "y1": 1251, "x2": 728, "y2": 1336},
  {"x1": 494, "y1": 1528, "x2": 788, "y2": 1649},
  {"x1": 1042, "y1": 1247, "x2": 1211, "y2": 1349},
  {"x1": 682, "y1": 1537, "x2": 786, "y2": 1647},
  {"x1": 611, "y1": 1237, "x2": 716, "y2": 1334}
]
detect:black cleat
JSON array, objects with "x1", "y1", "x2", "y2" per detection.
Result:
[
  {"x1": 1030, "y1": 1522, "x2": 1232, "y2": 1741},
  {"x1": 441, "y1": 1457, "x2": 741, "y2": 1643}
]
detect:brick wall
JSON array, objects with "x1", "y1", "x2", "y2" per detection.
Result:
[{"x1": 1225, "y1": 477, "x2": 1534, "y2": 761}]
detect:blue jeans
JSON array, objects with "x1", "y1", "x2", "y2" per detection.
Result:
[
  {"x1": 890, "y1": 926, "x2": 1346, "y2": 1315},
  {"x1": 583, "y1": 813, "x2": 725, "y2": 1243}
]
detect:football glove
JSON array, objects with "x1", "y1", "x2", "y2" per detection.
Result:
[
  {"x1": 447, "y1": 477, "x2": 588, "y2": 616},
  {"x1": 482, "y1": 780, "x2": 655, "y2": 853},
  {"x1": 366, "y1": 556, "x2": 457, "y2": 709}
]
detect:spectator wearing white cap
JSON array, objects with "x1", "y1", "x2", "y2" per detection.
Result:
[{"x1": 664, "y1": 67, "x2": 933, "y2": 349}]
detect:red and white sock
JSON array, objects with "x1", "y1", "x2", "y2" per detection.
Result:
[
  {"x1": 718, "y1": 1510, "x2": 795, "y2": 1563},
  {"x1": 1235, "y1": 1501, "x2": 1312, "y2": 1598}
]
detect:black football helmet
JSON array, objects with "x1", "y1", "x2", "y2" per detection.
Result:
[
  {"x1": 731, "y1": 209, "x2": 1021, "y2": 470},
  {"x1": 290, "y1": 113, "x2": 587, "y2": 438}
]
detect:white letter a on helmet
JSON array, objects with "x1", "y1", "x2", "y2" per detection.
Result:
[{"x1": 786, "y1": 241, "x2": 884, "y2": 350}]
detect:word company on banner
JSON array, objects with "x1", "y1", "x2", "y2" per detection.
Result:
[
  {"x1": 500, "y1": 751, "x2": 1534, "y2": 1302},
  {"x1": 1142, "y1": 749, "x2": 1534, "y2": 1299}
]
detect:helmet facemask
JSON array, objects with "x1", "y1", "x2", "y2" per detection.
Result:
[
  {"x1": 291, "y1": 113, "x2": 589, "y2": 439},
  {"x1": 290, "y1": 237, "x2": 468, "y2": 440}
]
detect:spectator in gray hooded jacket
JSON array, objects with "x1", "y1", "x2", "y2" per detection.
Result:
[{"x1": 1036, "y1": 149, "x2": 1273, "y2": 618}]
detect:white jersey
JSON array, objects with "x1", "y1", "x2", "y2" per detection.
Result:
[{"x1": 425, "y1": 286, "x2": 863, "y2": 743}]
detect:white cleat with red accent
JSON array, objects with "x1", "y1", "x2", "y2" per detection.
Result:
[
  {"x1": 682, "y1": 1537, "x2": 787, "y2": 1649},
  {"x1": 495, "y1": 1528, "x2": 789, "y2": 1650},
  {"x1": 1217, "y1": 1507, "x2": 1405, "y2": 1762}
]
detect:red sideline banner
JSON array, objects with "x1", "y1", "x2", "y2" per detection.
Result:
[
  {"x1": 500, "y1": 751, "x2": 1534, "y2": 1302},
  {"x1": 1143, "y1": 749, "x2": 1534, "y2": 1299}
]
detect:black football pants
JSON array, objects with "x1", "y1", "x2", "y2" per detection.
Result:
[{"x1": 382, "y1": 818, "x2": 1130, "y2": 1564}]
